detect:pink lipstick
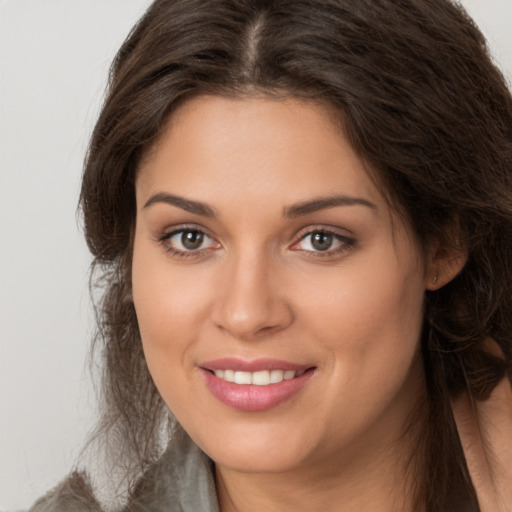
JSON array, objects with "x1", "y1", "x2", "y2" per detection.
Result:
[{"x1": 199, "y1": 358, "x2": 316, "y2": 411}]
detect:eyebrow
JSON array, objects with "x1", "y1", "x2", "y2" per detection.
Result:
[
  {"x1": 143, "y1": 192, "x2": 217, "y2": 217},
  {"x1": 143, "y1": 192, "x2": 377, "y2": 218},
  {"x1": 283, "y1": 195, "x2": 377, "y2": 217}
]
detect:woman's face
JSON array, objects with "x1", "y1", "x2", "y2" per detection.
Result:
[{"x1": 133, "y1": 95, "x2": 431, "y2": 475}]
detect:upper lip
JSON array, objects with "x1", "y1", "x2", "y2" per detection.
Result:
[{"x1": 200, "y1": 357, "x2": 313, "y2": 372}]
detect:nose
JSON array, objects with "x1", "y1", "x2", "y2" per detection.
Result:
[{"x1": 212, "y1": 251, "x2": 294, "y2": 341}]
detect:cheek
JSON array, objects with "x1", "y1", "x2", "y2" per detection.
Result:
[
  {"x1": 294, "y1": 251, "x2": 426, "y2": 395},
  {"x1": 134, "y1": 269, "x2": 205, "y2": 343},
  {"x1": 132, "y1": 229, "x2": 213, "y2": 327},
  {"x1": 290, "y1": 261, "x2": 426, "y2": 450},
  {"x1": 296, "y1": 251, "x2": 425, "y2": 346},
  {"x1": 131, "y1": 240, "x2": 212, "y2": 394}
]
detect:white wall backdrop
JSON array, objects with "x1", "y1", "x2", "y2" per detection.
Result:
[
  {"x1": 0, "y1": 1, "x2": 511, "y2": 510},
  {"x1": 0, "y1": 1, "x2": 152, "y2": 510}
]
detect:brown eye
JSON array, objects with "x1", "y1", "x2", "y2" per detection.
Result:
[
  {"x1": 161, "y1": 228, "x2": 218, "y2": 255},
  {"x1": 291, "y1": 229, "x2": 354, "y2": 257},
  {"x1": 310, "y1": 232, "x2": 334, "y2": 251},
  {"x1": 181, "y1": 230, "x2": 204, "y2": 250}
]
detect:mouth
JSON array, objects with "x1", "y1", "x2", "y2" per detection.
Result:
[
  {"x1": 208, "y1": 368, "x2": 308, "y2": 386},
  {"x1": 199, "y1": 358, "x2": 317, "y2": 411}
]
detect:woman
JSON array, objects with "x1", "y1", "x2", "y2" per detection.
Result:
[{"x1": 31, "y1": 0, "x2": 512, "y2": 511}]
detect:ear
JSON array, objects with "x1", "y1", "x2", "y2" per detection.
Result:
[{"x1": 424, "y1": 236, "x2": 467, "y2": 291}]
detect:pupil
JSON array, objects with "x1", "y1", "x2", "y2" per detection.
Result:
[
  {"x1": 311, "y1": 232, "x2": 333, "y2": 251},
  {"x1": 182, "y1": 231, "x2": 204, "y2": 250}
]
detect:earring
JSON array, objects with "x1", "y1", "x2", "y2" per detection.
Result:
[{"x1": 432, "y1": 274, "x2": 438, "y2": 285}]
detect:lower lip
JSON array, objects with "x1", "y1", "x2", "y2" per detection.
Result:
[{"x1": 200, "y1": 368, "x2": 315, "y2": 411}]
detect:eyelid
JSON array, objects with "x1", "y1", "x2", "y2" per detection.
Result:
[
  {"x1": 157, "y1": 224, "x2": 221, "y2": 258},
  {"x1": 155, "y1": 223, "x2": 354, "y2": 259},
  {"x1": 289, "y1": 226, "x2": 355, "y2": 256}
]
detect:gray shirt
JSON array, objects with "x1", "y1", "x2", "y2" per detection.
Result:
[{"x1": 29, "y1": 427, "x2": 219, "y2": 512}]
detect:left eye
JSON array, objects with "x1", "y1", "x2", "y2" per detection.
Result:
[
  {"x1": 294, "y1": 230, "x2": 348, "y2": 252},
  {"x1": 163, "y1": 229, "x2": 215, "y2": 252}
]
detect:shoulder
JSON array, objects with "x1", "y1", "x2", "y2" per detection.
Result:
[
  {"x1": 453, "y1": 357, "x2": 512, "y2": 512},
  {"x1": 28, "y1": 472, "x2": 102, "y2": 512},
  {"x1": 28, "y1": 426, "x2": 218, "y2": 512},
  {"x1": 128, "y1": 426, "x2": 219, "y2": 512}
]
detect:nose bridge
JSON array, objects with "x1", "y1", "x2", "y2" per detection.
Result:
[{"x1": 213, "y1": 244, "x2": 292, "y2": 339}]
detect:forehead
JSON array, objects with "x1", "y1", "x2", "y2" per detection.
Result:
[
  {"x1": 137, "y1": 95, "x2": 381, "y2": 205},
  {"x1": 135, "y1": 95, "x2": 424, "y2": 263}
]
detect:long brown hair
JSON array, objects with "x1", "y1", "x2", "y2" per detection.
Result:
[{"x1": 79, "y1": 1, "x2": 512, "y2": 509}]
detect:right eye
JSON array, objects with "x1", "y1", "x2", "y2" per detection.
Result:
[{"x1": 159, "y1": 228, "x2": 220, "y2": 257}]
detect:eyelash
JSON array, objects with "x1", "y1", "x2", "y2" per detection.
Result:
[
  {"x1": 157, "y1": 226, "x2": 355, "y2": 260},
  {"x1": 291, "y1": 228, "x2": 355, "y2": 258},
  {"x1": 158, "y1": 226, "x2": 219, "y2": 259}
]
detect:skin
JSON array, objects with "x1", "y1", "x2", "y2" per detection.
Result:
[
  {"x1": 132, "y1": 95, "x2": 454, "y2": 511},
  {"x1": 453, "y1": 338, "x2": 512, "y2": 512}
]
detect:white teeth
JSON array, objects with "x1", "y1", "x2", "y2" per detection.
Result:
[
  {"x1": 213, "y1": 369, "x2": 301, "y2": 385},
  {"x1": 234, "y1": 371, "x2": 252, "y2": 385},
  {"x1": 270, "y1": 369, "x2": 284, "y2": 383},
  {"x1": 224, "y1": 369, "x2": 235, "y2": 382},
  {"x1": 252, "y1": 370, "x2": 270, "y2": 386}
]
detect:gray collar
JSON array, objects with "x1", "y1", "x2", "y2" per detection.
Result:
[
  {"x1": 126, "y1": 425, "x2": 220, "y2": 512},
  {"x1": 29, "y1": 426, "x2": 220, "y2": 512}
]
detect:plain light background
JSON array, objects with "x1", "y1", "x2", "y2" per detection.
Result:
[
  {"x1": 0, "y1": 1, "x2": 152, "y2": 509},
  {"x1": 1, "y1": 1, "x2": 511, "y2": 510}
]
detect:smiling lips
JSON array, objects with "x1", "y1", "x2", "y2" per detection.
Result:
[
  {"x1": 200, "y1": 358, "x2": 316, "y2": 411},
  {"x1": 213, "y1": 368, "x2": 304, "y2": 385}
]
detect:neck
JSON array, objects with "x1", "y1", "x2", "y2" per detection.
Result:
[
  {"x1": 213, "y1": 351, "x2": 429, "y2": 512},
  {"x1": 215, "y1": 441, "x2": 420, "y2": 512},
  {"x1": 215, "y1": 377, "x2": 427, "y2": 512}
]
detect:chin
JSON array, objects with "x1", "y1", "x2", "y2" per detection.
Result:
[
  {"x1": 190, "y1": 420, "x2": 314, "y2": 474},
  {"x1": 213, "y1": 446, "x2": 307, "y2": 475}
]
